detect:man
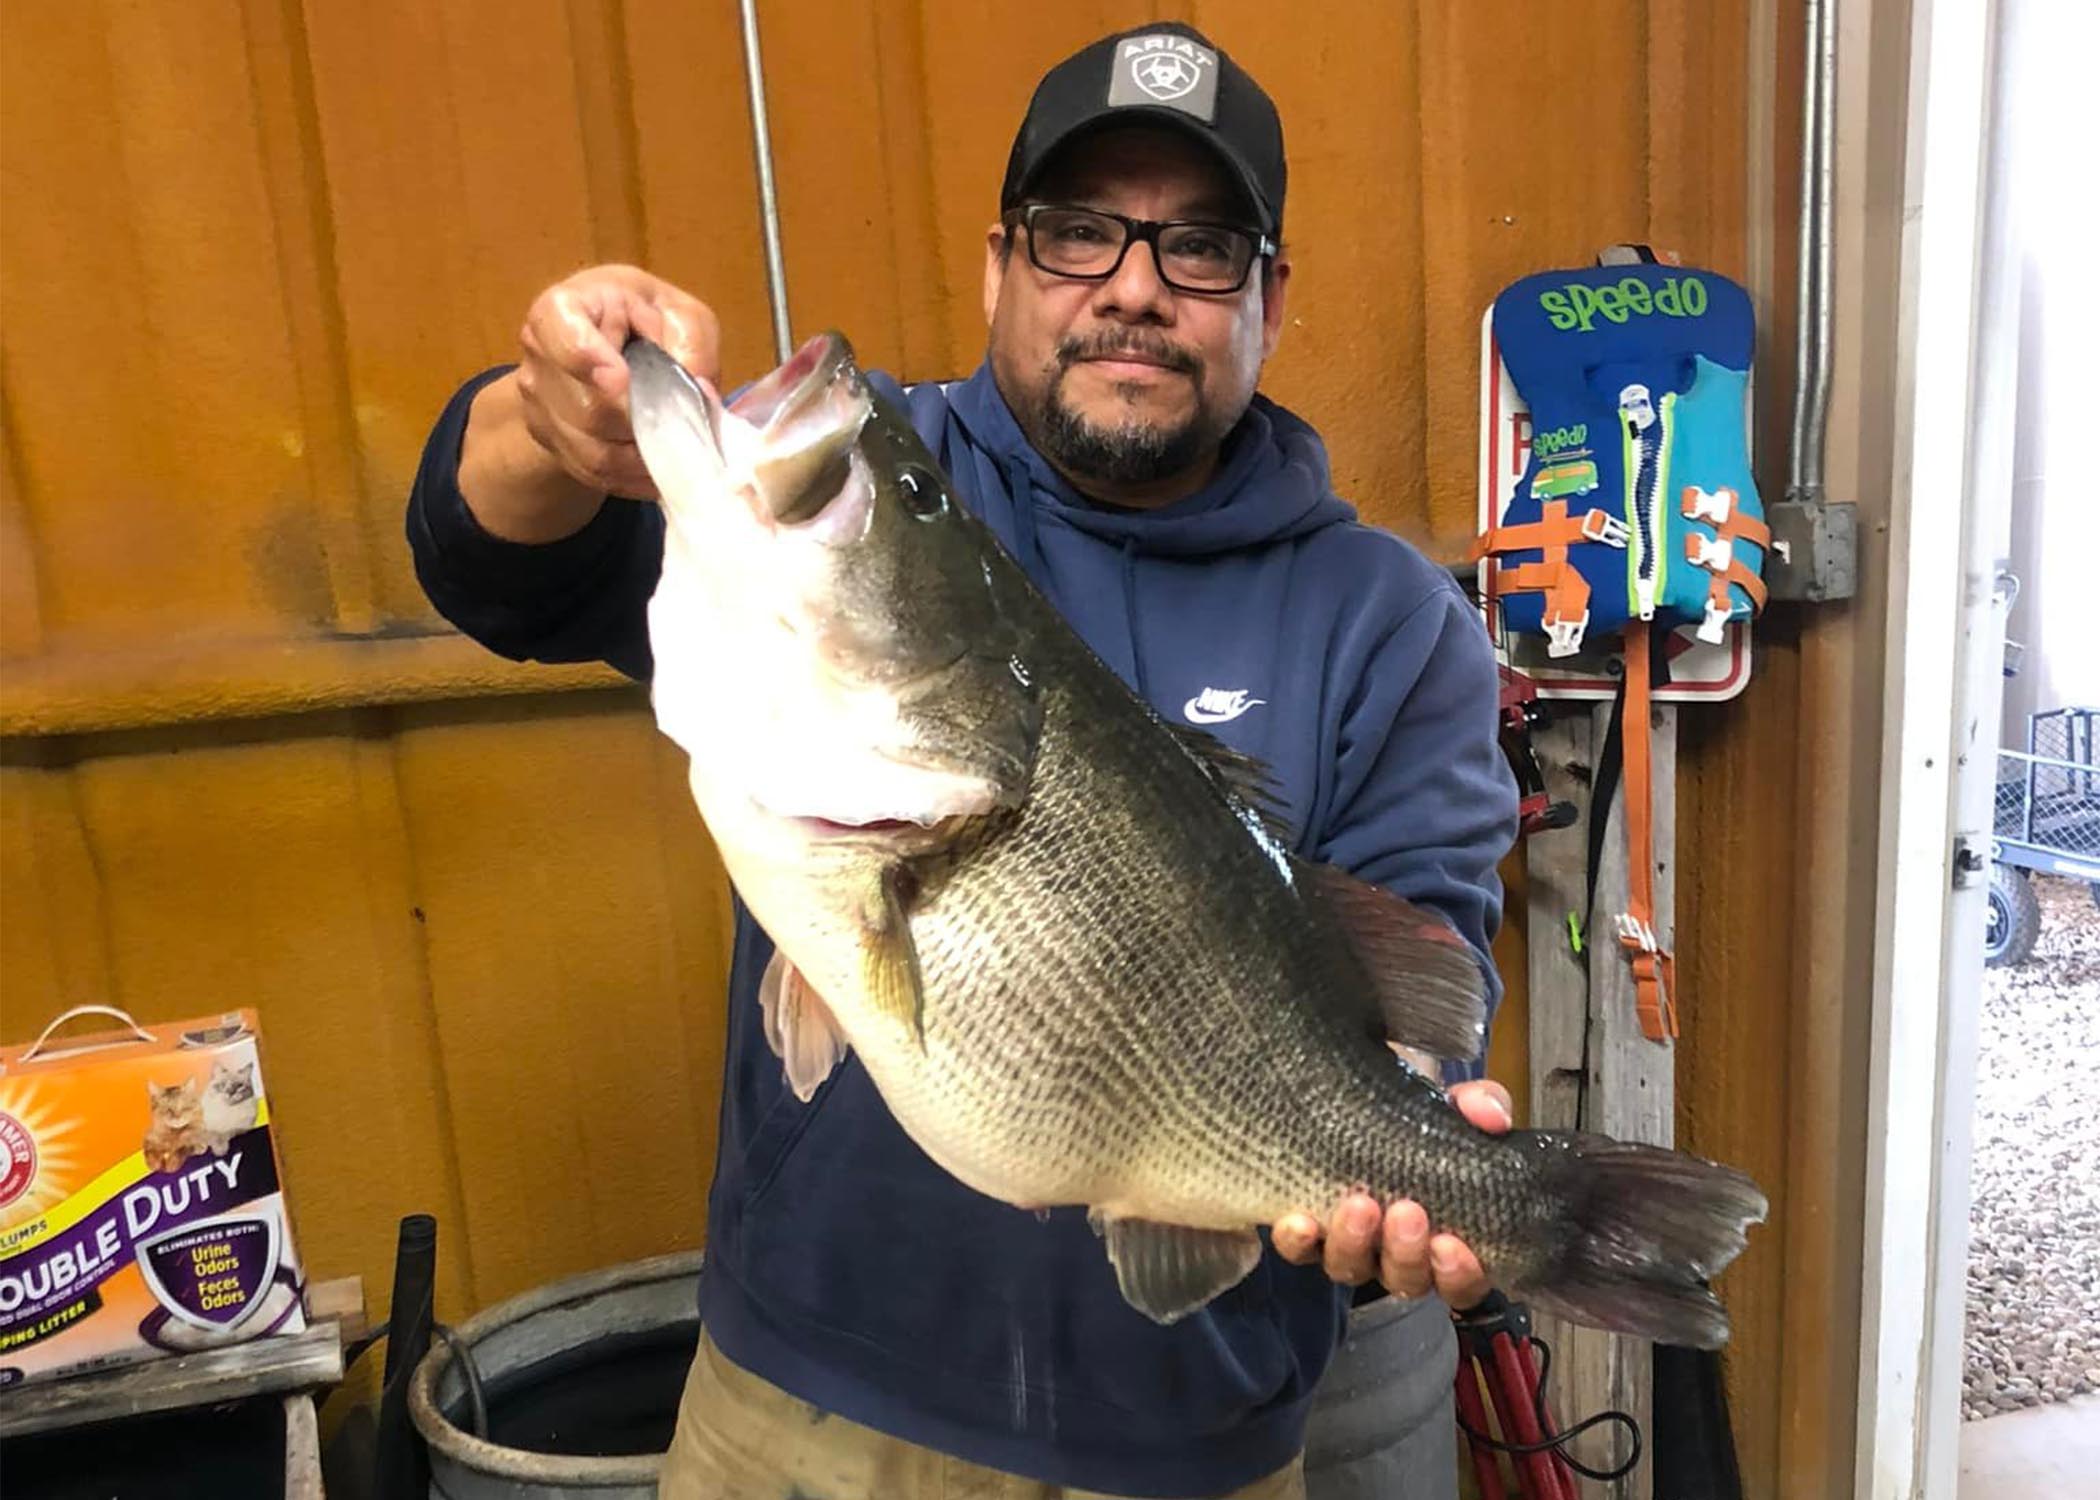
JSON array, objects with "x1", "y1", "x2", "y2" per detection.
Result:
[{"x1": 407, "y1": 22, "x2": 1519, "y2": 1499}]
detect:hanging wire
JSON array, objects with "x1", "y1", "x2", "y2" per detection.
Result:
[
  {"x1": 429, "y1": 1323, "x2": 489, "y2": 1440},
  {"x1": 1455, "y1": 1332, "x2": 1644, "y2": 1483},
  {"x1": 347, "y1": 1317, "x2": 491, "y2": 1442}
]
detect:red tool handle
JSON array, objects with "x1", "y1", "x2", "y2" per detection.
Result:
[{"x1": 1454, "y1": 1353, "x2": 1510, "y2": 1500}]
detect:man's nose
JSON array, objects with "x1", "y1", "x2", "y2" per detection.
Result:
[{"x1": 1091, "y1": 235, "x2": 1176, "y2": 322}]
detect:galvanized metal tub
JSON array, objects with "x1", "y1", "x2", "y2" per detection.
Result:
[
  {"x1": 1304, "y1": 1294, "x2": 1460, "y2": 1498},
  {"x1": 408, "y1": 1251, "x2": 702, "y2": 1500}
]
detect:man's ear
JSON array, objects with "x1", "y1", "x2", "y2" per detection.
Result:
[
  {"x1": 984, "y1": 223, "x2": 1010, "y2": 327},
  {"x1": 1259, "y1": 253, "x2": 1292, "y2": 361}
]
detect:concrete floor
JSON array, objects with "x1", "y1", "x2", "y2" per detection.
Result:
[{"x1": 1959, "y1": 1394, "x2": 2100, "y2": 1497}]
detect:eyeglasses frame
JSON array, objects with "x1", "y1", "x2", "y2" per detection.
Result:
[{"x1": 1003, "y1": 202, "x2": 1279, "y2": 296}]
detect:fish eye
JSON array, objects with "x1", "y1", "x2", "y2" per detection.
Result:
[{"x1": 895, "y1": 464, "x2": 948, "y2": 519}]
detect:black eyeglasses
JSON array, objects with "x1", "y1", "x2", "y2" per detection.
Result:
[{"x1": 1005, "y1": 204, "x2": 1276, "y2": 295}]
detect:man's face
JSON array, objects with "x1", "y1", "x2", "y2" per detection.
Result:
[{"x1": 983, "y1": 126, "x2": 1289, "y2": 494}]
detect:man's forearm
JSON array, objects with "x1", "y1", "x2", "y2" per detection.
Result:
[{"x1": 457, "y1": 370, "x2": 608, "y2": 544}]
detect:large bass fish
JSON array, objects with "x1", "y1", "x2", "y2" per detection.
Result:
[{"x1": 628, "y1": 332, "x2": 1765, "y2": 1347}]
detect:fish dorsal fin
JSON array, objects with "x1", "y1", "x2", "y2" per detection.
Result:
[
  {"x1": 759, "y1": 950, "x2": 848, "y2": 1102},
  {"x1": 1089, "y1": 1213, "x2": 1263, "y2": 1325},
  {"x1": 1301, "y1": 863, "x2": 1488, "y2": 1063},
  {"x1": 1166, "y1": 724, "x2": 1294, "y2": 845}
]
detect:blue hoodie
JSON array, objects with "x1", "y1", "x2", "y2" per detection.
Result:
[{"x1": 406, "y1": 359, "x2": 1517, "y2": 1497}]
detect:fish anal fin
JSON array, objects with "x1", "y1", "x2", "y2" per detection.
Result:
[
  {"x1": 1303, "y1": 864, "x2": 1488, "y2": 1063},
  {"x1": 758, "y1": 951, "x2": 847, "y2": 1102},
  {"x1": 1090, "y1": 1214, "x2": 1263, "y2": 1325}
]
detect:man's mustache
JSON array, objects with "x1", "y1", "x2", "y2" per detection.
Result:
[{"x1": 1055, "y1": 331, "x2": 1201, "y2": 377}]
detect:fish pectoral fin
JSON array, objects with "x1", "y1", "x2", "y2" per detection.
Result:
[
  {"x1": 1089, "y1": 1215, "x2": 1263, "y2": 1326},
  {"x1": 759, "y1": 950, "x2": 848, "y2": 1102},
  {"x1": 861, "y1": 868, "x2": 927, "y2": 1044},
  {"x1": 1302, "y1": 862, "x2": 1488, "y2": 1063}
]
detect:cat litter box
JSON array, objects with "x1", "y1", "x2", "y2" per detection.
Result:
[{"x1": 0, "y1": 1006, "x2": 307, "y2": 1386}]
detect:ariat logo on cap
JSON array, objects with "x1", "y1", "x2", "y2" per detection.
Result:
[{"x1": 1109, "y1": 34, "x2": 1219, "y2": 119}]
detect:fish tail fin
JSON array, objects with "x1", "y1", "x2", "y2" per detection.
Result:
[{"x1": 1519, "y1": 1135, "x2": 1768, "y2": 1350}]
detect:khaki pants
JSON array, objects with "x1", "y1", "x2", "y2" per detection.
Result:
[{"x1": 658, "y1": 1328, "x2": 1307, "y2": 1500}]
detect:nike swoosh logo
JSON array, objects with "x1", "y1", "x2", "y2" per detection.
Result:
[{"x1": 1184, "y1": 694, "x2": 1265, "y2": 725}]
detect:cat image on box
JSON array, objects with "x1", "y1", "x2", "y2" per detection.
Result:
[
  {"x1": 141, "y1": 1077, "x2": 205, "y2": 1173},
  {"x1": 202, "y1": 1059, "x2": 258, "y2": 1156}
]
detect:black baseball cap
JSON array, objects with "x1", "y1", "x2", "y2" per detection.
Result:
[{"x1": 1000, "y1": 23, "x2": 1286, "y2": 238}]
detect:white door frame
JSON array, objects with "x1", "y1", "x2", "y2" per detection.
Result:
[{"x1": 1855, "y1": 0, "x2": 2016, "y2": 1493}]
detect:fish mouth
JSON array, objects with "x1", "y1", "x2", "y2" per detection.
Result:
[
  {"x1": 728, "y1": 332, "x2": 870, "y2": 526},
  {"x1": 728, "y1": 332, "x2": 846, "y2": 426},
  {"x1": 787, "y1": 813, "x2": 974, "y2": 853},
  {"x1": 794, "y1": 815, "x2": 922, "y2": 838}
]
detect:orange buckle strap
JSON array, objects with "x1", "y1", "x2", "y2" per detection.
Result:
[
  {"x1": 1612, "y1": 623, "x2": 1678, "y2": 1042},
  {"x1": 1477, "y1": 504, "x2": 1627, "y2": 657},
  {"x1": 1615, "y1": 921, "x2": 1680, "y2": 1041},
  {"x1": 1493, "y1": 561, "x2": 1594, "y2": 658},
  {"x1": 1680, "y1": 486, "x2": 1773, "y2": 644},
  {"x1": 1478, "y1": 503, "x2": 1627, "y2": 558},
  {"x1": 1681, "y1": 485, "x2": 1772, "y2": 547}
]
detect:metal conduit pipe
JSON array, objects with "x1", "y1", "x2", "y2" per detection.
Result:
[
  {"x1": 737, "y1": 0, "x2": 794, "y2": 365},
  {"x1": 1790, "y1": 0, "x2": 1839, "y2": 500},
  {"x1": 1771, "y1": 0, "x2": 1857, "y2": 601},
  {"x1": 1787, "y1": 0, "x2": 1822, "y2": 498},
  {"x1": 1803, "y1": 0, "x2": 1839, "y2": 494}
]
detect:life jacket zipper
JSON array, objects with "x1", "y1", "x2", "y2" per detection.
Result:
[{"x1": 1620, "y1": 389, "x2": 1675, "y2": 620}]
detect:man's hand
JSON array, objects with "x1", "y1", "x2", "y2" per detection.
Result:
[
  {"x1": 1270, "y1": 1078, "x2": 1514, "y2": 1310},
  {"x1": 459, "y1": 265, "x2": 721, "y2": 542},
  {"x1": 514, "y1": 264, "x2": 721, "y2": 501}
]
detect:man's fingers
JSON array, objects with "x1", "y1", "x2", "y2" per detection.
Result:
[
  {"x1": 517, "y1": 400, "x2": 657, "y2": 499},
  {"x1": 516, "y1": 357, "x2": 638, "y2": 445},
  {"x1": 1429, "y1": 1233, "x2": 1491, "y2": 1309},
  {"x1": 1451, "y1": 1079, "x2": 1515, "y2": 1134},
  {"x1": 645, "y1": 295, "x2": 723, "y2": 385},
  {"x1": 1377, "y1": 1199, "x2": 1433, "y2": 1300},
  {"x1": 1271, "y1": 1213, "x2": 1321, "y2": 1265},
  {"x1": 524, "y1": 268, "x2": 720, "y2": 395},
  {"x1": 582, "y1": 273, "x2": 723, "y2": 389},
  {"x1": 560, "y1": 432, "x2": 656, "y2": 498},
  {"x1": 532, "y1": 282, "x2": 631, "y2": 393},
  {"x1": 1321, "y1": 1194, "x2": 1381, "y2": 1285}
]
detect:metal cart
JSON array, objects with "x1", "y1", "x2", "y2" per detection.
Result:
[{"x1": 1988, "y1": 705, "x2": 2100, "y2": 967}]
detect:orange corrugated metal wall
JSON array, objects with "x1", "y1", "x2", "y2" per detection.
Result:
[{"x1": 0, "y1": 0, "x2": 1792, "y2": 1485}]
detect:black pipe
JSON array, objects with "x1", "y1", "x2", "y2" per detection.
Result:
[{"x1": 373, "y1": 1213, "x2": 438, "y2": 1500}]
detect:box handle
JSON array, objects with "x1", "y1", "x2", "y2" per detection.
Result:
[{"x1": 22, "y1": 1004, "x2": 156, "y2": 1060}]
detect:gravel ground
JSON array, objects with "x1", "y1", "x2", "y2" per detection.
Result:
[{"x1": 1963, "y1": 874, "x2": 2100, "y2": 1421}]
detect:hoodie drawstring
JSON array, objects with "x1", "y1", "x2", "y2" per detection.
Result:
[
  {"x1": 1120, "y1": 538, "x2": 1149, "y2": 702},
  {"x1": 1002, "y1": 455, "x2": 1046, "y2": 590}
]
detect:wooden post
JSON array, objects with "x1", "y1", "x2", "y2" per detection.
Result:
[{"x1": 1524, "y1": 698, "x2": 1677, "y2": 1500}]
